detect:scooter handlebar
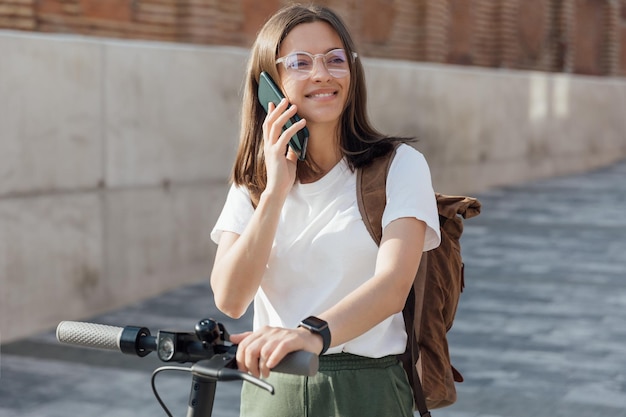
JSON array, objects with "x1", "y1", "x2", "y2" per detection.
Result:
[
  {"x1": 56, "y1": 320, "x2": 319, "y2": 376},
  {"x1": 56, "y1": 321, "x2": 124, "y2": 351}
]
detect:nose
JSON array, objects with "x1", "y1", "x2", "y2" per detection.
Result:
[{"x1": 310, "y1": 55, "x2": 332, "y2": 81}]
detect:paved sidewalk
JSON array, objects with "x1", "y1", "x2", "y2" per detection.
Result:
[{"x1": 2, "y1": 159, "x2": 626, "y2": 417}]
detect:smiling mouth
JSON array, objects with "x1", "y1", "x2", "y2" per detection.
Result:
[{"x1": 307, "y1": 92, "x2": 337, "y2": 98}]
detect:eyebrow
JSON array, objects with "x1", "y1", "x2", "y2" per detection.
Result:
[{"x1": 284, "y1": 47, "x2": 345, "y2": 55}]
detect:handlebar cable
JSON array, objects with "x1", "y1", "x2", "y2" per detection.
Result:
[
  {"x1": 56, "y1": 319, "x2": 319, "y2": 416},
  {"x1": 151, "y1": 366, "x2": 192, "y2": 417}
]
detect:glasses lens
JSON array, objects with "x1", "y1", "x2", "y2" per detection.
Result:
[
  {"x1": 279, "y1": 49, "x2": 351, "y2": 79},
  {"x1": 283, "y1": 53, "x2": 314, "y2": 78},
  {"x1": 325, "y1": 50, "x2": 349, "y2": 77}
]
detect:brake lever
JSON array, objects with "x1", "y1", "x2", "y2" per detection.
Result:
[{"x1": 190, "y1": 345, "x2": 274, "y2": 394}]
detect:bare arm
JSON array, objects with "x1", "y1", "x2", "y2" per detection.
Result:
[
  {"x1": 210, "y1": 99, "x2": 305, "y2": 318},
  {"x1": 232, "y1": 216, "x2": 427, "y2": 377},
  {"x1": 210, "y1": 191, "x2": 285, "y2": 318},
  {"x1": 316, "y1": 216, "x2": 426, "y2": 345}
]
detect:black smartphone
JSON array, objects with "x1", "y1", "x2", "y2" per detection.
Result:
[{"x1": 258, "y1": 71, "x2": 309, "y2": 161}]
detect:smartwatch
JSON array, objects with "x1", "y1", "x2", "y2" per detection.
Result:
[{"x1": 298, "y1": 316, "x2": 331, "y2": 355}]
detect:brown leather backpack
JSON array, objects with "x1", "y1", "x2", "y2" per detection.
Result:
[{"x1": 356, "y1": 144, "x2": 481, "y2": 416}]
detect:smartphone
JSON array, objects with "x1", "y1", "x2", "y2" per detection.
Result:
[{"x1": 258, "y1": 71, "x2": 309, "y2": 161}]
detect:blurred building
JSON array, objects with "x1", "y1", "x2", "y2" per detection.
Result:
[{"x1": 1, "y1": 0, "x2": 625, "y2": 77}]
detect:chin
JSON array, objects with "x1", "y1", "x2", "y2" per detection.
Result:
[{"x1": 305, "y1": 109, "x2": 343, "y2": 124}]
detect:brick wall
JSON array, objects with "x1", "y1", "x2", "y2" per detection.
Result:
[{"x1": 1, "y1": 0, "x2": 625, "y2": 76}]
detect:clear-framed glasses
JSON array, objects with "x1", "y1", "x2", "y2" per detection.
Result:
[{"x1": 275, "y1": 48, "x2": 358, "y2": 80}]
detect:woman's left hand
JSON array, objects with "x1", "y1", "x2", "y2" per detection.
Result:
[{"x1": 230, "y1": 326, "x2": 323, "y2": 378}]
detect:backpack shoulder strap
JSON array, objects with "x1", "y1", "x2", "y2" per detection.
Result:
[
  {"x1": 356, "y1": 142, "x2": 432, "y2": 416},
  {"x1": 356, "y1": 144, "x2": 400, "y2": 245}
]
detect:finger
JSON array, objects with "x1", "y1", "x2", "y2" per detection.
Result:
[
  {"x1": 263, "y1": 101, "x2": 294, "y2": 148},
  {"x1": 229, "y1": 331, "x2": 252, "y2": 345},
  {"x1": 267, "y1": 108, "x2": 299, "y2": 150},
  {"x1": 259, "y1": 351, "x2": 272, "y2": 379},
  {"x1": 233, "y1": 332, "x2": 255, "y2": 374},
  {"x1": 246, "y1": 354, "x2": 261, "y2": 378},
  {"x1": 259, "y1": 336, "x2": 281, "y2": 378},
  {"x1": 262, "y1": 103, "x2": 276, "y2": 139},
  {"x1": 243, "y1": 341, "x2": 263, "y2": 378},
  {"x1": 267, "y1": 98, "x2": 288, "y2": 119},
  {"x1": 273, "y1": 97, "x2": 289, "y2": 112},
  {"x1": 239, "y1": 328, "x2": 273, "y2": 378},
  {"x1": 265, "y1": 331, "x2": 300, "y2": 370},
  {"x1": 278, "y1": 118, "x2": 307, "y2": 149},
  {"x1": 244, "y1": 328, "x2": 280, "y2": 378},
  {"x1": 273, "y1": 103, "x2": 299, "y2": 131},
  {"x1": 265, "y1": 348, "x2": 285, "y2": 371}
]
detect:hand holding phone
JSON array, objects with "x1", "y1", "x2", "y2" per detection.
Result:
[{"x1": 258, "y1": 71, "x2": 309, "y2": 161}]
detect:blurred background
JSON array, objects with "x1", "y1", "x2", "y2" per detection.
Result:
[
  {"x1": 0, "y1": 3, "x2": 625, "y2": 415},
  {"x1": 0, "y1": 0, "x2": 626, "y2": 417}
]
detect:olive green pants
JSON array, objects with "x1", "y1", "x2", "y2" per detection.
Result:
[{"x1": 240, "y1": 353, "x2": 414, "y2": 417}]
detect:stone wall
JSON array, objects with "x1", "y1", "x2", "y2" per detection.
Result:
[{"x1": 1, "y1": 31, "x2": 625, "y2": 343}]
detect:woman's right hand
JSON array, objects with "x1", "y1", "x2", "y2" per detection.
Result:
[
  {"x1": 211, "y1": 99, "x2": 307, "y2": 319},
  {"x1": 262, "y1": 98, "x2": 306, "y2": 201}
]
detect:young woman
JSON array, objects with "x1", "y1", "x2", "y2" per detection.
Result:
[{"x1": 210, "y1": 4, "x2": 440, "y2": 416}]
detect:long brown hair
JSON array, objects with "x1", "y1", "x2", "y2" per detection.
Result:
[{"x1": 232, "y1": 4, "x2": 401, "y2": 198}]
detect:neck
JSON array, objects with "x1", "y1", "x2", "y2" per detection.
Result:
[
  {"x1": 298, "y1": 122, "x2": 343, "y2": 184},
  {"x1": 307, "y1": 122, "x2": 342, "y2": 167}
]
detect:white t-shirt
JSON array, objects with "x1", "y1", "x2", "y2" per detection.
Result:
[{"x1": 211, "y1": 144, "x2": 440, "y2": 358}]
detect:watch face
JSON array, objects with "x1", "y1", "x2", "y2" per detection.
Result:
[
  {"x1": 300, "y1": 316, "x2": 331, "y2": 355},
  {"x1": 303, "y1": 316, "x2": 327, "y2": 329}
]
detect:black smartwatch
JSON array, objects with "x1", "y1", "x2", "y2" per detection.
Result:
[{"x1": 298, "y1": 316, "x2": 331, "y2": 355}]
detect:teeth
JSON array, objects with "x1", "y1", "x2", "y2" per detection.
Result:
[{"x1": 311, "y1": 93, "x2": 334, "y2": 98}]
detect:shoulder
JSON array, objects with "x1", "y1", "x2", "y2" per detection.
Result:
[
  {"x1": 383, "y1": 144, "x2": 441, "y2": 250},
  {"x1": 228, "y1": 182, "x2": 252, "y2": 200},
  {"x1": 222, "y1": 183, "x2": 255, "y2": 215},
  {"x1": 358, "y1": 142, "x2": 431, "y2": 185},
  {"x1": 395, "y1": 142, "x2": 425, "y2": 159},
  {"x1": 389, "y1": 143, "x2": 430, "y2": 175},
  {"x1": 211, "y1": 184, "x2": 254, "y2": 243}
]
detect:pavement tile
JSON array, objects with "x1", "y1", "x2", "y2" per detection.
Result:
[{"x1": 1, "y1": 158, "x2": 626, "y2": 417}]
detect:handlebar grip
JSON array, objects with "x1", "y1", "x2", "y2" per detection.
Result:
[
  {"x1": 56, "y1": 321, "x2": 123, "y2": 351},
  {"x1": 271, "y1": 351, "x2": 319, "y2": 376}
]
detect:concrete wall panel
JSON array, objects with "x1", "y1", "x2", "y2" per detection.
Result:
[
  {"x1": 0, "y1": 34, "x2": 102, "y2": 195},
  {"x1": 103, "y1": 183, "x2": 227, "y2": 301},
  {"x1": 364, "y1": 59, "x2": 626, "y2": 194},
  {"x1": 0, "y1": 193, "x2": 102, "y2": 342},
  {"x1": 104, "y1": 42, "x2": 247, "y2": 187}
]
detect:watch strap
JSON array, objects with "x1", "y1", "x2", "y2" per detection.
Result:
[{"x1": 298, "y1": 316, "x2": 331, "y2": 355}]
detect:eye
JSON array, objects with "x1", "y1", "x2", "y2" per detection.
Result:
[
  {"x1": 327, "y1": 56, "x2": 346, "y2": 65},
  {"x1": 287, "y1": 54, "x2": 313, "y2": 70},
  {"x1": 326, "y1": 51, "x2": 348, "y2": 66}
]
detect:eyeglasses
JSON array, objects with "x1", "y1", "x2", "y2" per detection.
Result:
[{"x1": 275, "y1": 49, "x2": 358, "y2": 80}]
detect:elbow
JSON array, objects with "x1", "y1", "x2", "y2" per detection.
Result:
[
  {"x1": 220, "y1": 307, "x2": 247, "y2": 320},
  {"x1": 216, "y1": 301, "x2": 247, "y2": 320},
  {"x1": 212, "y1": 288, "x2": 249, "y2": 319}
]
